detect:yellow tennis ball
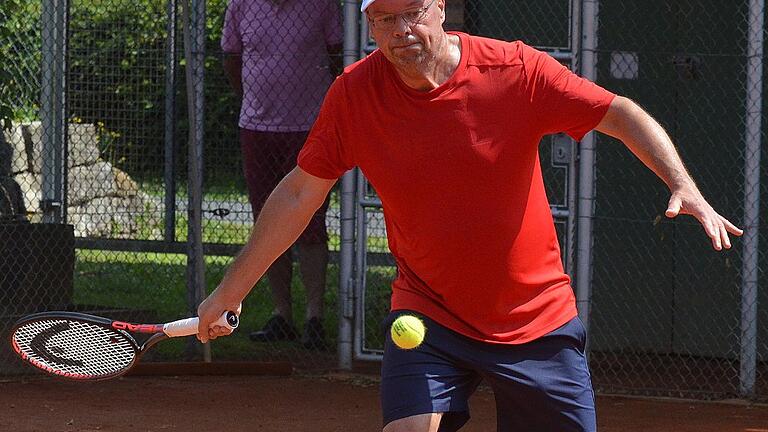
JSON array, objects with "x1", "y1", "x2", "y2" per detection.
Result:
[{"x1": 391, "y1": 315, "x2": 425, "y2": 350}]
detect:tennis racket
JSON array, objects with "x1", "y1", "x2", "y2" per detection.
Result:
[{"x1": 9, "y1": 310, "x2": 239, "y2": 381}]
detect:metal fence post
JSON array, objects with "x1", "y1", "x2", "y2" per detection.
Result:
[
  {"x1": 739, "y1": 0, "x2": 764, "y2": 398},
  {"x1": 566, "y1": 0, "x2": 583, "y2": 277},
  {"x1": 337, "y1": 0, "x2": 360, "y2": 371},
  {"x1": 40, "y1": 0, "x2": 68, "y2": 224},
  {"x1": 164, "y1": 0, "x2": 178, "y2": 242},
  {"x1": 575, "y1": 0, "x2": 600, "y2": 336},
  {"x1": 183, "y1": 0, "x2": 207, "y2": 361}
]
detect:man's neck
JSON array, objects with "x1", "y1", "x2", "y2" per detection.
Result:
[{"x1": 395, "y1": 33, "x2": 461, "y2": 92}]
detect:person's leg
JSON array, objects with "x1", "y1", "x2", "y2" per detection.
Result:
[
  {"x1": 284, "y1": 130, "x2": 328, "y2": 322},
  {"x1": 478, "y1": 317, "x2": 597, "y2": 432},
  {"x1": 283, "y1": 131, "x2": 332, "y2": 348},
  {"x1": 383, "y1": 413, "x2": 443, "y2": 432},
  {"x1": 266, "y1": 251, "x2": 294, "y2": 321},
  {"x1": 296, "y1": 200, "x2": 330, "y2": 349},
  {"x1": 381, "y1": 311, "x2": 482, "y2": 432},
  {"x1": 250, "y1": 250, "x2": 299, "y2": 342},
  {"x1": 298, "y1": 242, "x2": 328, "y2": 320},
  {"x1": 241, "y1": 129, "x2": 298, "y2": 341},
  {"x1": 297, "y1": 243, "x2": 328, "y2": 349}
]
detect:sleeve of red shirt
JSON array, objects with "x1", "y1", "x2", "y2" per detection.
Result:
[
  {"x1": 521, "y1": 43, "x2": 616, "y2": 142},
  {"x1": 297, "y1": 78, "x2": 355, "y2": 179}
]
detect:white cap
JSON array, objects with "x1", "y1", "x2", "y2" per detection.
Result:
[{"x1": 361, "y1": 0, "x2": 376, "y2": 12}]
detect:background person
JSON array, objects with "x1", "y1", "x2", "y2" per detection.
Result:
[{"x1": 220, "y1": 0, "x2": 343, "y2": 350}]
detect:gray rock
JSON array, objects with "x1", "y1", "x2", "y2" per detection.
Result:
[
  {"x1": 2, "y1": 124, "x2": 30, "y2": 174},
  {"x1": 22, "y1": 121, "x2": 102, "y2": 172},
  {"x1": 10, "y1": 121, "x2": 154, "y2": 239},
  {"x1": 68, "y1": 193, "x2": 160, "y2": 239},
  {"x1": 68, "y1": 161, "x2": 118, "y2": 206},
  {"x1": 21, "y1": 121, "x2": 43, "y2": 173},
  {"x1": 13, "y1": 171, "x2": 41, "y2": 213},
  {"x1": 68, "y1": 123, "x2": 101, "y2": 167},
  {"x1": 113, "y1": 167, "x2": 139, "y2": 198}
]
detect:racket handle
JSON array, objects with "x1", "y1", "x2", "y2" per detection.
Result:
[{"x1": 163, "y1": 311, "x2": 240, "y2": 338}]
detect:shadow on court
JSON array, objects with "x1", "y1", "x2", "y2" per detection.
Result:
[{"x1": 0, "y1": 374, "x2": 766, "y2": 431}]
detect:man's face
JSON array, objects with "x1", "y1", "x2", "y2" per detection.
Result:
[{"x1": 366, "y1": 0, "x2": 445, "y2": 69}]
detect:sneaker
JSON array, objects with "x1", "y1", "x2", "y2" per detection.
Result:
[
  {"x1": 301, "y1": 317, "x2": 328, "y2": 351},
  {"x1": 249, "y1": 315, "x2": 298, "y2": 342}
]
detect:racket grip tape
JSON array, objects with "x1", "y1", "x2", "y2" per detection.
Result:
[{"x1": 162, "y1": 311, "x2": 239, "y2": 337}]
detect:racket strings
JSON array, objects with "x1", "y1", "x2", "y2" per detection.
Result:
[{"x1": 12, "y1": 319, "x2": 137, "y2": 379}]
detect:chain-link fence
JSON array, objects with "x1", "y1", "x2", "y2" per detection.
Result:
[
  {"x1": 208, "y1": 0, "x2": 345, "y2": 366},
  {"x1": 1, "y1": 0, "x2": 75, "y2": 375},
  {"x1": 353, "y1": 0, "x2": 767, "y2": 402},
  {"x1": 0, "y1": 0, "x2": 345, "y2": 373},
  {"x1": 589, "y1": 1, "x2": 767, "y2": 400},
  {"x1": 1, "y1": 0, "x2": 765, "y2": 402}
]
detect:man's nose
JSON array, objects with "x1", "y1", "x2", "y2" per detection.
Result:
[{"x1": 391, "y1": 15, "x2": 413, "y2": 38}]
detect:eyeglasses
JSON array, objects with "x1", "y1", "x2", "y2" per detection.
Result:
[{"x1": 368, "y1": 0, "x2": 437, "y2": 32}]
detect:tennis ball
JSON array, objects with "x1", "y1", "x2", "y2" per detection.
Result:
[{"x1": 390, "y1": 315, "x2": 425, "y2": 350}]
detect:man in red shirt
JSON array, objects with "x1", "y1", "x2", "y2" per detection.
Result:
[{"x1": 197, "y1": 0, "x2": 742, "y2": 430}]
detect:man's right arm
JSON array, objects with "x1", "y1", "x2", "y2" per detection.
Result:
[
  {"x1": 222, "y1": 53, "x2": 243, "y2": 98},
  {"x1": 196, "y1": 167, "x2": 337, "y2": 342}
]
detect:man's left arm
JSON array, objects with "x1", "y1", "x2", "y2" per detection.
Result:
[{"x1": 595, "y1": 96, "x2": 743, "y2": 250}]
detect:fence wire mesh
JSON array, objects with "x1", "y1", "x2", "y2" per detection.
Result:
[
  {"x1": 590, "y1": 1, "x2": 767, "y2": 400},
  {"x1": 210, "y1": 0, "x2": 344, "y2": 366},
  {"x1": 0, "y1": 0, "x2": 345, "y2": 372},
  {"x1": 1, "y1": 0, "x2": 73, "y2": 375},
  {"x1": 0, "y1": 0, "x2": 765, "y2": 402}
]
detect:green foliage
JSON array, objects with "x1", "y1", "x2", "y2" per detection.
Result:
[
  {"x1": 0, "y1": 0, "x2": 36, "y2": 130},
  {"x1": 180, "y1": 0, "x2": 241, "y2": 180},
  {"x1": 67, "y1": 1, "x2": 171, "y2": 172},
  {"x1": 0, "y1": 3, "x2": 14, "y2": 130},
  {"x1": 2, "y1": 0, "x2": 240, "y2": 176}
]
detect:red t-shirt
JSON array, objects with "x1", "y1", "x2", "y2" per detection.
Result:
[{"x1": 298, "y1": 32, "x2": 615, "y2": 344}]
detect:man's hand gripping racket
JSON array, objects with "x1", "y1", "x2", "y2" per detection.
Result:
[{"x1": 9, "y1": 309, "x2": 239, "y2": 381}]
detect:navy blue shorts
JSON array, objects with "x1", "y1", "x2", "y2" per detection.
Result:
[{"x1": 381, "y1": 312, "x2": 596, "y2": 431}]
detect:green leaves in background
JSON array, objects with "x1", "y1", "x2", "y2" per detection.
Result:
[
  {"x1": 1, "y1": 0, "x2": 239, "y2": 177},
  {"x1": 0, "y1": 0, "x2": 25, "y2": 130}
]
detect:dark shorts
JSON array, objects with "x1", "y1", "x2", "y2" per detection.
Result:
[
  {"x1": 240, "y1": 128, "x2": 328, "y2": 244},
  {"x1": 381, "y1": 312, "x2": 596, "y2": 432}
]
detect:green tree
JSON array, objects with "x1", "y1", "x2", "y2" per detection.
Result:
[
  {"x1": 1, "y1": 0, "x2": 241, "y2": 180},
  {"x1": 0, "y1": 0, "x2": 42, "y2": 129},
  {"x1": 0, "y1": 0, "x2": 23, "y2": 130}
]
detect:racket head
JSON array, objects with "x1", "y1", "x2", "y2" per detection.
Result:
[{"x1": 9, "y1": 311, "x2": 142, "y2": 381}]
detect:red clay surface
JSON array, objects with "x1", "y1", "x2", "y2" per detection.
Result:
[{"x1": 1, "y1": 374, "x2": 767, "y2": 431}]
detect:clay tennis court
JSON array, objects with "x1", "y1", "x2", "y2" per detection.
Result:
[{"x1": 2, "y1": 370, "x2": 767, "y2": 431}]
